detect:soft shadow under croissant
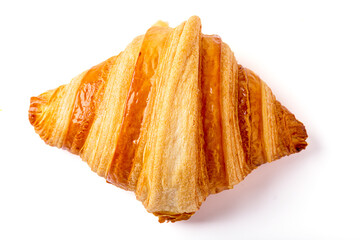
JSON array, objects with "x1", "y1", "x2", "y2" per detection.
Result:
[{"x1": 29, "y1": 16, "x2": 308, "y2": 223}]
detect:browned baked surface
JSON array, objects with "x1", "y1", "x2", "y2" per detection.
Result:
[{"x1": 29, "y1": 16, "x2": 307, "y2": 222}]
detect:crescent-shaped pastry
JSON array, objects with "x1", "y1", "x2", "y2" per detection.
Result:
[{"x1": 29, "y1": 16, "x2": 307, "y2": 222}]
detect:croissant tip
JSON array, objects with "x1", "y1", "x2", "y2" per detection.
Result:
[
  {"x1": 293, "y1": 121, "x2": 308, "y2": 153},
  {"x1": 294, "y1": 131, "x2": 308, "y2": 152},
  {"x1": 154, "y1": 212, "x2": 195, "y2": 223},
  {"x1": 29, "y1": 88, "x2": 58, "y2": 126},
  {"x1": 28, "y1": 96, "x2": 43, "y2": 126},
  {"x1": 295, "y1": 143, "x2": 307, "y2": 152}
]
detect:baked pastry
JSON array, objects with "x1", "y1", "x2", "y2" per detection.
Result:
[{"x1": 29, "y1": 16, "x2": 307, "y2": 222}]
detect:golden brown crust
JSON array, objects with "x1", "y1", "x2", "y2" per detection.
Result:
[
  {"x1": 106, "y1": 25, "x2": 172, "y2": 190},
  {"x1": 201, "y1": 35, "x2": 227, "y2": 194},
  {"x1": 63, "y1": 56, "x2": 116, "y2": 154},
  {"x1": 29, "y1": 16, "x2": 307, "y2": 222}
]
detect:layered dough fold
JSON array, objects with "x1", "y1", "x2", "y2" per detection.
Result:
[{"x1": 29, "y1": 16, "x2": 307, "y2": 222}]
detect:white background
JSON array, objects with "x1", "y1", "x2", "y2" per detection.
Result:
[{"x1": 1, "y1": 0, "x2": 359, "y2": 239}]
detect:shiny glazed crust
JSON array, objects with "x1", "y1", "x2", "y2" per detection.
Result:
[{"x1": 29, "y1": 16, "x2": 307, "y2": 222}]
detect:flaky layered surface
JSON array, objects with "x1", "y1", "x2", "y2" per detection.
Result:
[{"x1": 29, "y1": 16, "x2": 307, "y2": 222}]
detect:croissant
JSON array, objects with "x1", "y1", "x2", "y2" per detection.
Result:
[{"x1": 29, "y1": 16, "x2": 307, "y2": 222}]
